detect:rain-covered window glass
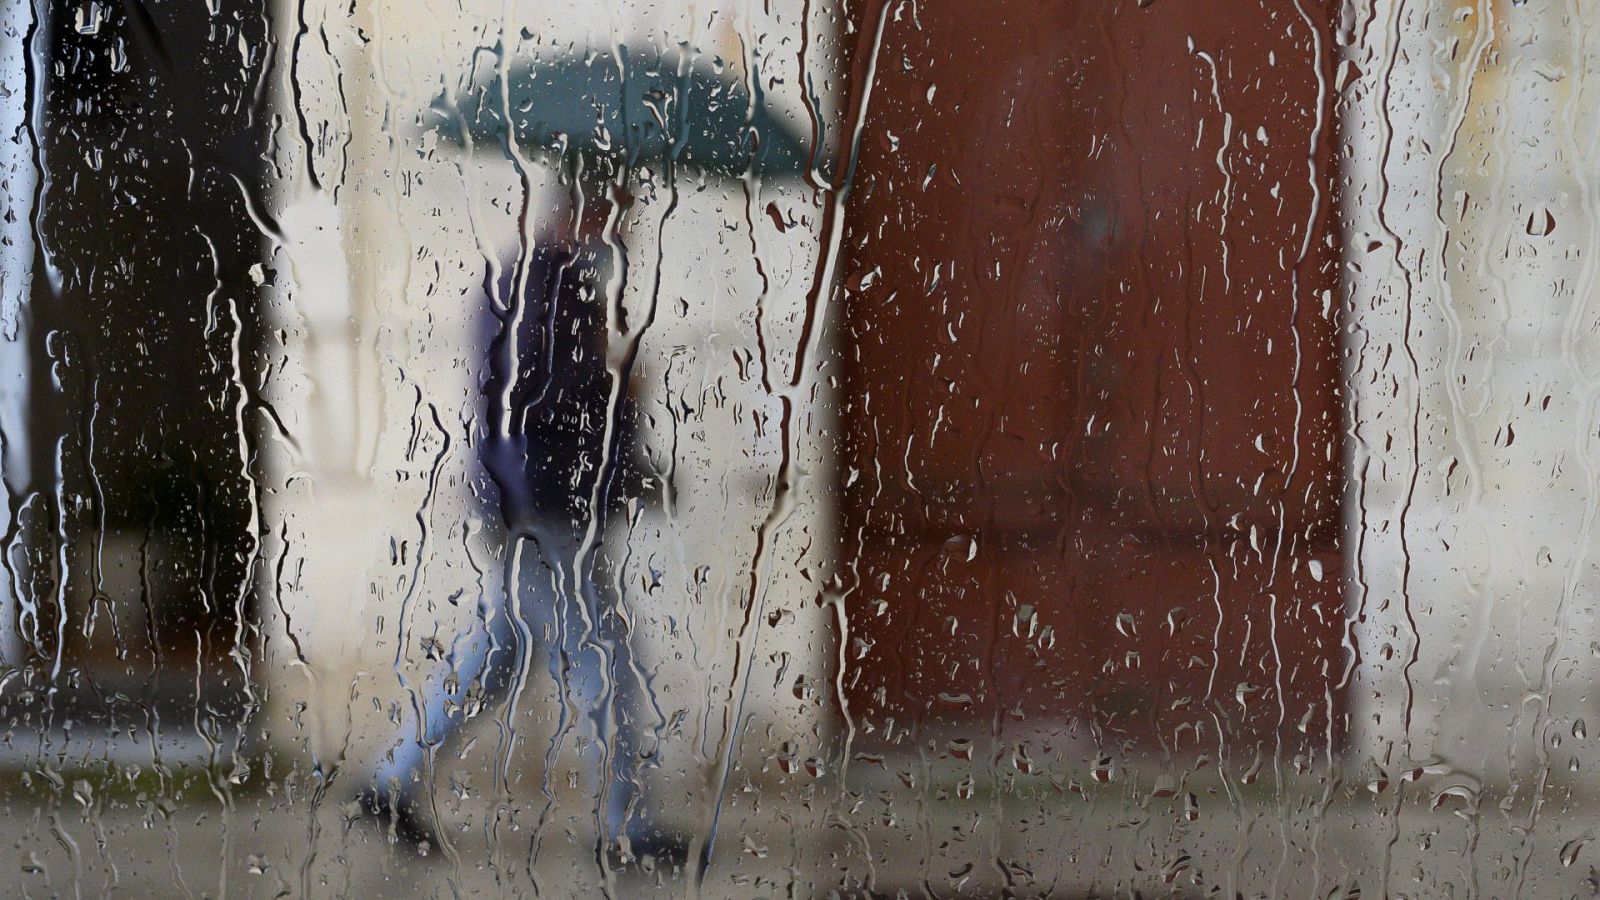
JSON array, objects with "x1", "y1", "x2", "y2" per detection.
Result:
[{"x1": 0, "y1": 0, "x2": 1595, "y2": 896}]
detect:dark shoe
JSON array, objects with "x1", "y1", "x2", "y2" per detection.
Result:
[{"x1": 358, "y1": 785, "x2": 439, "y2": 857}]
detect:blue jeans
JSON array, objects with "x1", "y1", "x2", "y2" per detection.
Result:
[{"x1": 373, "y1": 524, "x2": 641, "y2": 844}]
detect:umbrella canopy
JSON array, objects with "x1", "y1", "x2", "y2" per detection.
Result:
[{"x1": 429, "y1": 47, "x2": 816, "y2": 178}]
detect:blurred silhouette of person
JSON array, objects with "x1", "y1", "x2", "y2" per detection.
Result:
[
  {"x1": 361, "y1": 43, "x2": 810, "y2": 859},
  {"x1": 365, "y1": 220, "x2": 653, "y2": 862}
]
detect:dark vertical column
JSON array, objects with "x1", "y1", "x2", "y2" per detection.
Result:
[{"x1": 10, "y1": 0, "x2": 270, "y2": 727}]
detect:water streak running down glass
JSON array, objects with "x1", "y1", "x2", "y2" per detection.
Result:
[{"x1": 0, "y1": 0, "x2": 1596, "y2": 896}]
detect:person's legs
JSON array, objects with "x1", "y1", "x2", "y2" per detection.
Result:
[
  {"x1": 363, "y1": 523, "x2": 648, "y2": 852},
  {"x1": 516, "y1": 529, "x2": 642, "y2": 850},
  {"x1": 365, "y1": 584, "x2": 512, "y2": 846}
]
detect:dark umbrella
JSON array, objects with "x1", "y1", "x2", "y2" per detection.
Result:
[{"x1": 428, "y1": 46, "x2": 816, "y2": 178}]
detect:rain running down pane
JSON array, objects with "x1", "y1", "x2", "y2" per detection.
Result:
[{"x1": 0, "y1": 0, "x2": 1597, "y2": 896}]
